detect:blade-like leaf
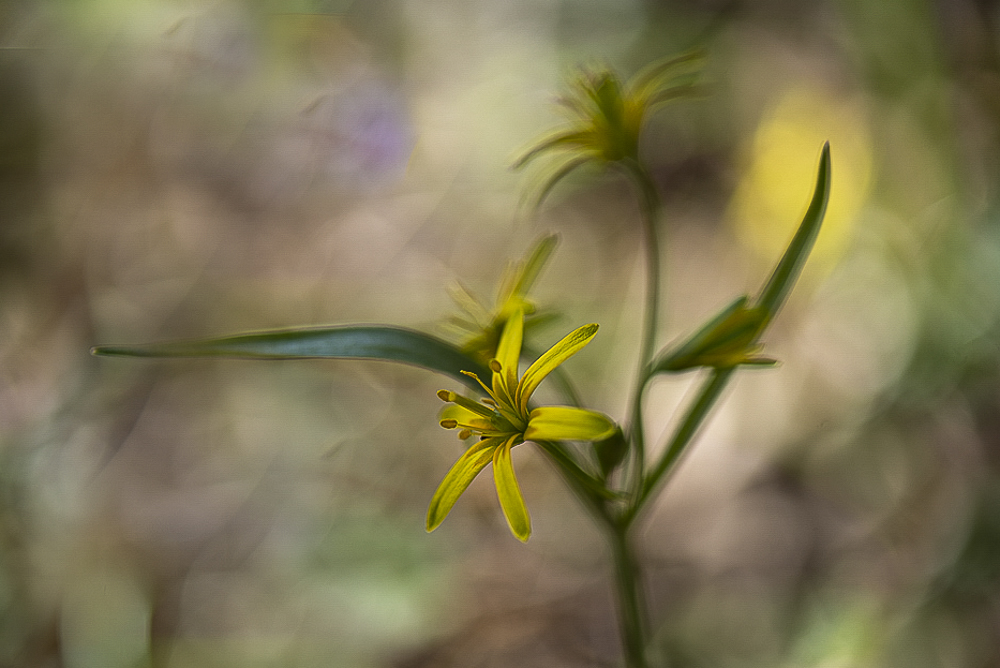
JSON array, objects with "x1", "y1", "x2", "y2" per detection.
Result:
[
  {"x1": 755, "y1": 142, "x2": 832, "y2": 320},
  {"x1": 634, "y1": 143, "x2": 831, "y2": 518},
  {"x1": 648, "y1": 143, "x2": 830, "y2": 376},
  {"x1": 92, "y1": 326, "x2": 492, "y2": 390}
]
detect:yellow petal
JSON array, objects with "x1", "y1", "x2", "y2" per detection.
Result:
[
  {"x1": 517, "y1": 323, "x2": 599, "y2": 413},
  {"x1": 510, "y1": 235, "x2": 558, "y2": 300},
  {"x1": 426, "y1": 439, "x2": 499, "y2": 533},
  {"x1": 492, "y1": 435, "x2": 531, "y2": 542},
  {"x1": 525, "y1": 406, "x2": 617, "y2": 442},
  {"x1": 512, "y1": 130, "x2": 597, "y2": 169},
  {"x1": 447, "y1": 281, "x2": 490, "y2": 323},
  {"x1": 495, "y1": 308, "x2": 524, "y2": 393}
]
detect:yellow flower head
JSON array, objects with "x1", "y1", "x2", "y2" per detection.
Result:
[
  {"x1": 514, "y1": 50, "x2": 704, "y2": 205},
  {"x1": 447, "y1": 235, "x2": 558, "y2": 364},
  {"x1": 428, "y1": 308, "x2": 616, "y2": 541}
]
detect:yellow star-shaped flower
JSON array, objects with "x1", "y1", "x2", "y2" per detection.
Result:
[
  {"x1": 427, "y1": 309, "x2": 616, "y2": 541},
  {"x1": 514, "y1": 50, "x2": 704, "y2": 205},
  {"x1": 446, "y1": 235, "x2": 558, "y2": 364}
]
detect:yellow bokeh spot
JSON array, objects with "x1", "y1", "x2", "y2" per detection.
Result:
[{"x1": 730, "y1": 87, "x2": 872, "y2": 274}]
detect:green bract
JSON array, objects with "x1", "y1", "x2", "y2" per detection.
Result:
[
  {"x1": 428, "y1": 308, "x2": 616, "y2": 542},
  {"x1": 654, "y1": 296, "x2": 775, "y2": 372}
]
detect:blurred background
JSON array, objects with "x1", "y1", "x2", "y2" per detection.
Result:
[{"x1": 2, "y1": 0, "x2": 1000, "y2": 666}]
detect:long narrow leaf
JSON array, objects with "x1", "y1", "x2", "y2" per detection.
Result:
[
  {"x1": 634, "y1": 144, "x2": 831, "y2": 518},
  {"x1": 92, "y1": 326, "x2": 492, "y2": 390},
  {"x1": 755, "y1": 142, "x2": 832, "y2": 320}
]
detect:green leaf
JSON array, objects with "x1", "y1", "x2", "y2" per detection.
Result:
[
  {"x1": 649, "y1": 143, "x2": 830, "y2": 376},
  {"x1": 91, "y1": 325, "x2": 492, "y2": 390},
  {"x1": 755, "y1": 141, "x2": 832, "y2": 320}
]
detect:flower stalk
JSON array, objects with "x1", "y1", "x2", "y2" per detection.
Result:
[
  {"x1": 610, "y1": 523, "x2": 651, "y2": 668},
  {"x1": 620, "y1": 157, "x2": 665, "y2": 504}
]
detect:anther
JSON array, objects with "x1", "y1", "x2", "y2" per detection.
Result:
[
  {"x1": 458, "y1": 429, "x2": 472, "y2": 440},
  {"x1": 489, "y1": 359, "x2": 502, "y2": 373},
  {"x1": 440, "y1": 419, "x2": 458, "y2": 429},
  {"x1": 437, "y1": 389, "x2": 455, "y2": 402}
]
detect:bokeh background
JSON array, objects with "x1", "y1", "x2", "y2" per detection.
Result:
[{"x1": 3, "y1": 0, "x2": 1000, "y2": 666}]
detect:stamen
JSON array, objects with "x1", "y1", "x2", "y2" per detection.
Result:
[
  {"x1": 458, "y1": 429, "x2": 473, "y2": 440},
  {"x1": 440, "y1": 419, "x2": 458, "y2": 429},
  {"x1": 437, "y1": 389, "x2": 455, "y2": 402},
  {"x1": 489, "y1": 359, "x2": 502, "y2": 373},
  {"x1": 461, "y1": 369, "x2": 496, "y2": 400},
  {"x1": 482, "y1": 398, "x2": 496, "y2": 406}
]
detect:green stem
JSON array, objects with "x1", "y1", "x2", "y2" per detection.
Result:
[
  {"x1": 537, "y1": 448, "x2": 645, "y2": 667},
  {"x1": 591, "y1": 158, "x2": 661, "y2": 668},
  {"x1": 536, "y1": 440, "x2": 618, "y2": 501},
  {"x1": 620, "y1": 158, "x2": 664, "y2": 500},
  {"x1": 607, "y1": 521, "x2": 650, "y2": 668},
  {"x1": 542, "y1": 450, "x2": 649, "y2": 666},
  {"x1": 627, "y1": 367, "x2": 734, "y2": 525}
]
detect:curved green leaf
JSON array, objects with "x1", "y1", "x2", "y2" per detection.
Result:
[
  {"x1": 633, "y1": 143, "x2": 831, "y2": 517},
  {"x1": 648, "y1": 143, "x2": 831, "y2": 377},
  {"x1": 755, "y1": 141, "x2": 832, "y2": 320},
  {"x1": 92, "y1": 326, "x2": 492, "y2": 390}
]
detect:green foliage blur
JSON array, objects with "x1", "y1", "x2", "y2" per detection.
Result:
[{"x1": 2, "y1": 0, "x2": 1000, "y2": 666}]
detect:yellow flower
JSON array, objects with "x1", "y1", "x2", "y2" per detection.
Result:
[
  {"x1": 514, "y1": 50, "x2": 704, "y2": 204},
  {"x1": 427, "y1": 308, "x2": 616, "y2": 541},
  {"x1": 446, "y1": 235, "x2": 558, "y2": 364}
]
